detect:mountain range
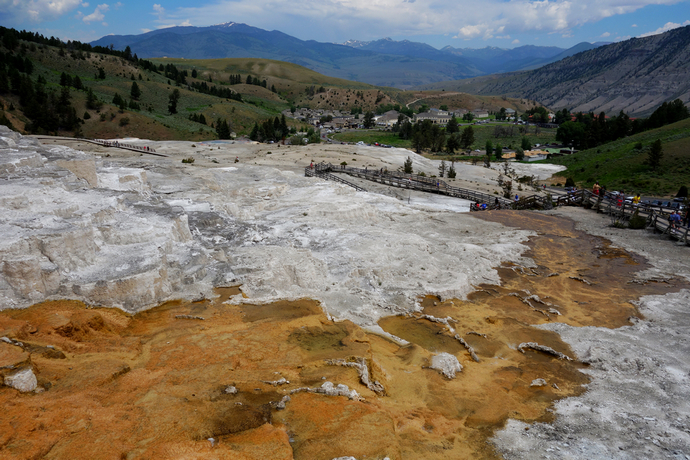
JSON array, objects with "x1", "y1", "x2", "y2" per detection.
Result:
[
  {"x1": 341, "y1": 38, "x2": 608, "y2": 74},
  {"x1": 91, "y1": 23, "x2": 604, "y2": 89},
  {"x1": 413, "y1": 25, "x2": 690, "y2": 116}
]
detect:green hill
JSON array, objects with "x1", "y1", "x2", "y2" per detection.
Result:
[
  {"x1": 545, "y1": 118, "x2": 690, "y2": 196},
  {"x1": 0, "y1": 28, "x2": 397, "y2": 140}
]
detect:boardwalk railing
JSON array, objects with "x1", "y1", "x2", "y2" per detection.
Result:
[
  {"x1": 34, "y1": 136, "x2": 169, "y2": 157},
  {"x1": 304, "y1": 164, "x2": 367, "y2": 192},
  {"x1": 556, "y1": 189, "x2": 690, "y2": 245},
  {"x1": 306, "y1": 162, "x2": 553, "y2": 211}
]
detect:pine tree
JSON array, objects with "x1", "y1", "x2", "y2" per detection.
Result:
[
  {"x1": 216, "y1": 118, "x2": 231, "y2": 139},
  {"x1": 446, "y1": 116, "x2": 459, "y2": 134},
  {"x1": 112, "y1": 93, "x2": 124, "y2": 106},
  {"x1": 86, "y1": 88, "x2": 100, "y2": 110},
  {"x1": 72, "y1": 76, "x2": 83, "y2": 90},
  {"x1": 460, "y1": 126, "x2": 474, "y2": 149},
  {"x1": 59, "y1": 72, "x2": 71, "y2": 87},
  {"x1": 130, "y1": 81, "x2": 141, "y2": 100},
  {"x1": 647, "y1": 139, "x2": 663, "y2": 171},
  {"x1": 447, "y1": 161, "x2": 456, "y2": 179},
  {"x1": 249, "y1": 123, "x2": 259, "y2": 141},
  {"x1": 403, "y1": 156, "x2": 413, "y2": 174},
  {"x1": 168, "y1": 89, "x2": 180, "y2": 114},
  {"x1": 446, "y1": 133, "x2": 459, "y2": 153}
]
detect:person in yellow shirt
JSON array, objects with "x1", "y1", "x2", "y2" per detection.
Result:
[{"x1": 632, "y1": 193, "x2": 641, "y2": 207}]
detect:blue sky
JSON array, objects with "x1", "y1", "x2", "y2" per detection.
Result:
[{"x1": 1, "y1": 0, "x2": 688, "y2": 50}]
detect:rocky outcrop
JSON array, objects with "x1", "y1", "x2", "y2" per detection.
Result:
[
  {"x1": 430, "y1": 352, "x2": 463, "y2": 378},
  {"x1": 3, "y1": 367, "x2": 38, "y2": 393}
]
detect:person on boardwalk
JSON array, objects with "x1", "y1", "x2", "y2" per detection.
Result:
[
  {"x1": 632, "y1": 193, "x2": 641, "y2": 207},
  {"x1": 593, "y1": 182, "x2": 601, "y2": 196},
  {"x1": 669, "y1": 211, "x2": 681, "y2": 231},
  {"x1": 310, "y1": 161, "x2": 314, "y2": 170},
  {"x1": 514, "y1": 194, "x2": 519, "y2": 202}
]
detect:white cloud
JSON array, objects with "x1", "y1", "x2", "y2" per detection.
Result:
[
  {"x1": 639, "y1": 20, "x2": 690, "y2": 37},
  {"x1": 631, "y1": 23, "x2": 638, "y2": 27},
  {"x1": 600, "y1": 31, "x2": 611, "y2": 37},
  {"x1": 81, "y1": 2, "x2": 89, "y2": 6},
  {"x1": 113, "y1": 1, "x2": 122, "y2": 8},
  {"x1": 456, "y1": 25, "x2": 483, "y2": 39},
  {"x1": 512, "y1": 38, "x2": 520, "y2": 44},
  {"x1": 141, "y1": 28, "x2": 152, "y2": 33},
  {"x1": 179, "y1": 19, "x2": 192, "y2": 26},
  {"x1": 82, "y1": 3, "x2": 109, "y2": 23},
  {"x1": 136, "y1": 0, "x2": 688, "y2": 44},
  {"x1": 152, "y1": 3, "x2": 165, "y2": 19},
  {"x1": 0, "y1": 0, "x2": 83, "y2": 22}
]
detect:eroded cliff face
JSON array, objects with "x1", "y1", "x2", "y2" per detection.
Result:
[{"x1": 453, "y1": 25, "x2": 690, "y2": 116}]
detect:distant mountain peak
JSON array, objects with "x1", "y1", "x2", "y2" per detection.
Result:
[
  {"x1": 212, "y1": 22, "x2": 238, "y2": 27},
  {"x1": 341, "y1": 39, "x2": 370, "y2": 47}
]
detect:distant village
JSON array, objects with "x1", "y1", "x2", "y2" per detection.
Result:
[{"x1": 282, "y1": 106, "x2": 573, "y2": 161}]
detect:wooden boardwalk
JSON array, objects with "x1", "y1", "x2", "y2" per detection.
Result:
[
  {"x1": 306, "y1": 162, "x2": 553, "y2": 211},
  {"x1": 34, "y1": 136, "x2": 169, "y2": 157},
  {"x1": 305, "y1": 163, "x2": 690, "y2": 245},
  {"x1": 556, "y1": 189, "x2": 690, "y2": 245}
]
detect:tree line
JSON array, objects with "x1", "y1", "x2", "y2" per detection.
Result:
[
  {"x1": 556, "y1": 100, "x2": 689, "y2": 150},
  {"x1": 396, "y1": 117, "x2": 475, "y2": 154}
]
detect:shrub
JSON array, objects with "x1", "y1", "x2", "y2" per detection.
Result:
[
  {"x1": 628, "y1": 214, "x2": 647, "y2": 229},
  {"x1": 340, "y1": 161, "x2": 347, "y2": 166},
  {"x1": 565, "y1": 177, "x2": 575, "y2": 187},
  {"x1": 119, "y1": 117, "x2": 130, "y2": 127},
  {"x1": 182, "y1": 158, "x2": 195, "y2": 164},
  {"x1": 83, "y1": 112, "x2": 91, "y2": 120},
  {"x1": 677, "y1": 185, "x2": 688, "y2": 198}
]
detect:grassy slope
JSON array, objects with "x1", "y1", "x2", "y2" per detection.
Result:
[
  {"x1": 543, "y1": 118, "x2": 690, "y2": 196},
  {"x1": 3, "y1": 48, "x2": 323, "y2": 139},
  {"x1": 1, "y1": 42, "x2": 555, "y2": 141}
]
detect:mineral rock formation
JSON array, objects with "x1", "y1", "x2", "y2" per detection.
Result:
[
  {"x1": 0, "y1": 126, "x2": 532, "y2": 325},
  {"x1": 3, "y1": 367, "x2": 38, "y2": 392},
  {"x1": 517, "y1": 342, "x2": 573, "y2": 360},
  {"x1": 430, "y1": 352, "x2": 463, "y2": 378}
]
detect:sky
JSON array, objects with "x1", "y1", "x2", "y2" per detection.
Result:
[{"x1": 0, "y1": 0, "x2": 689, "y2": 50}]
